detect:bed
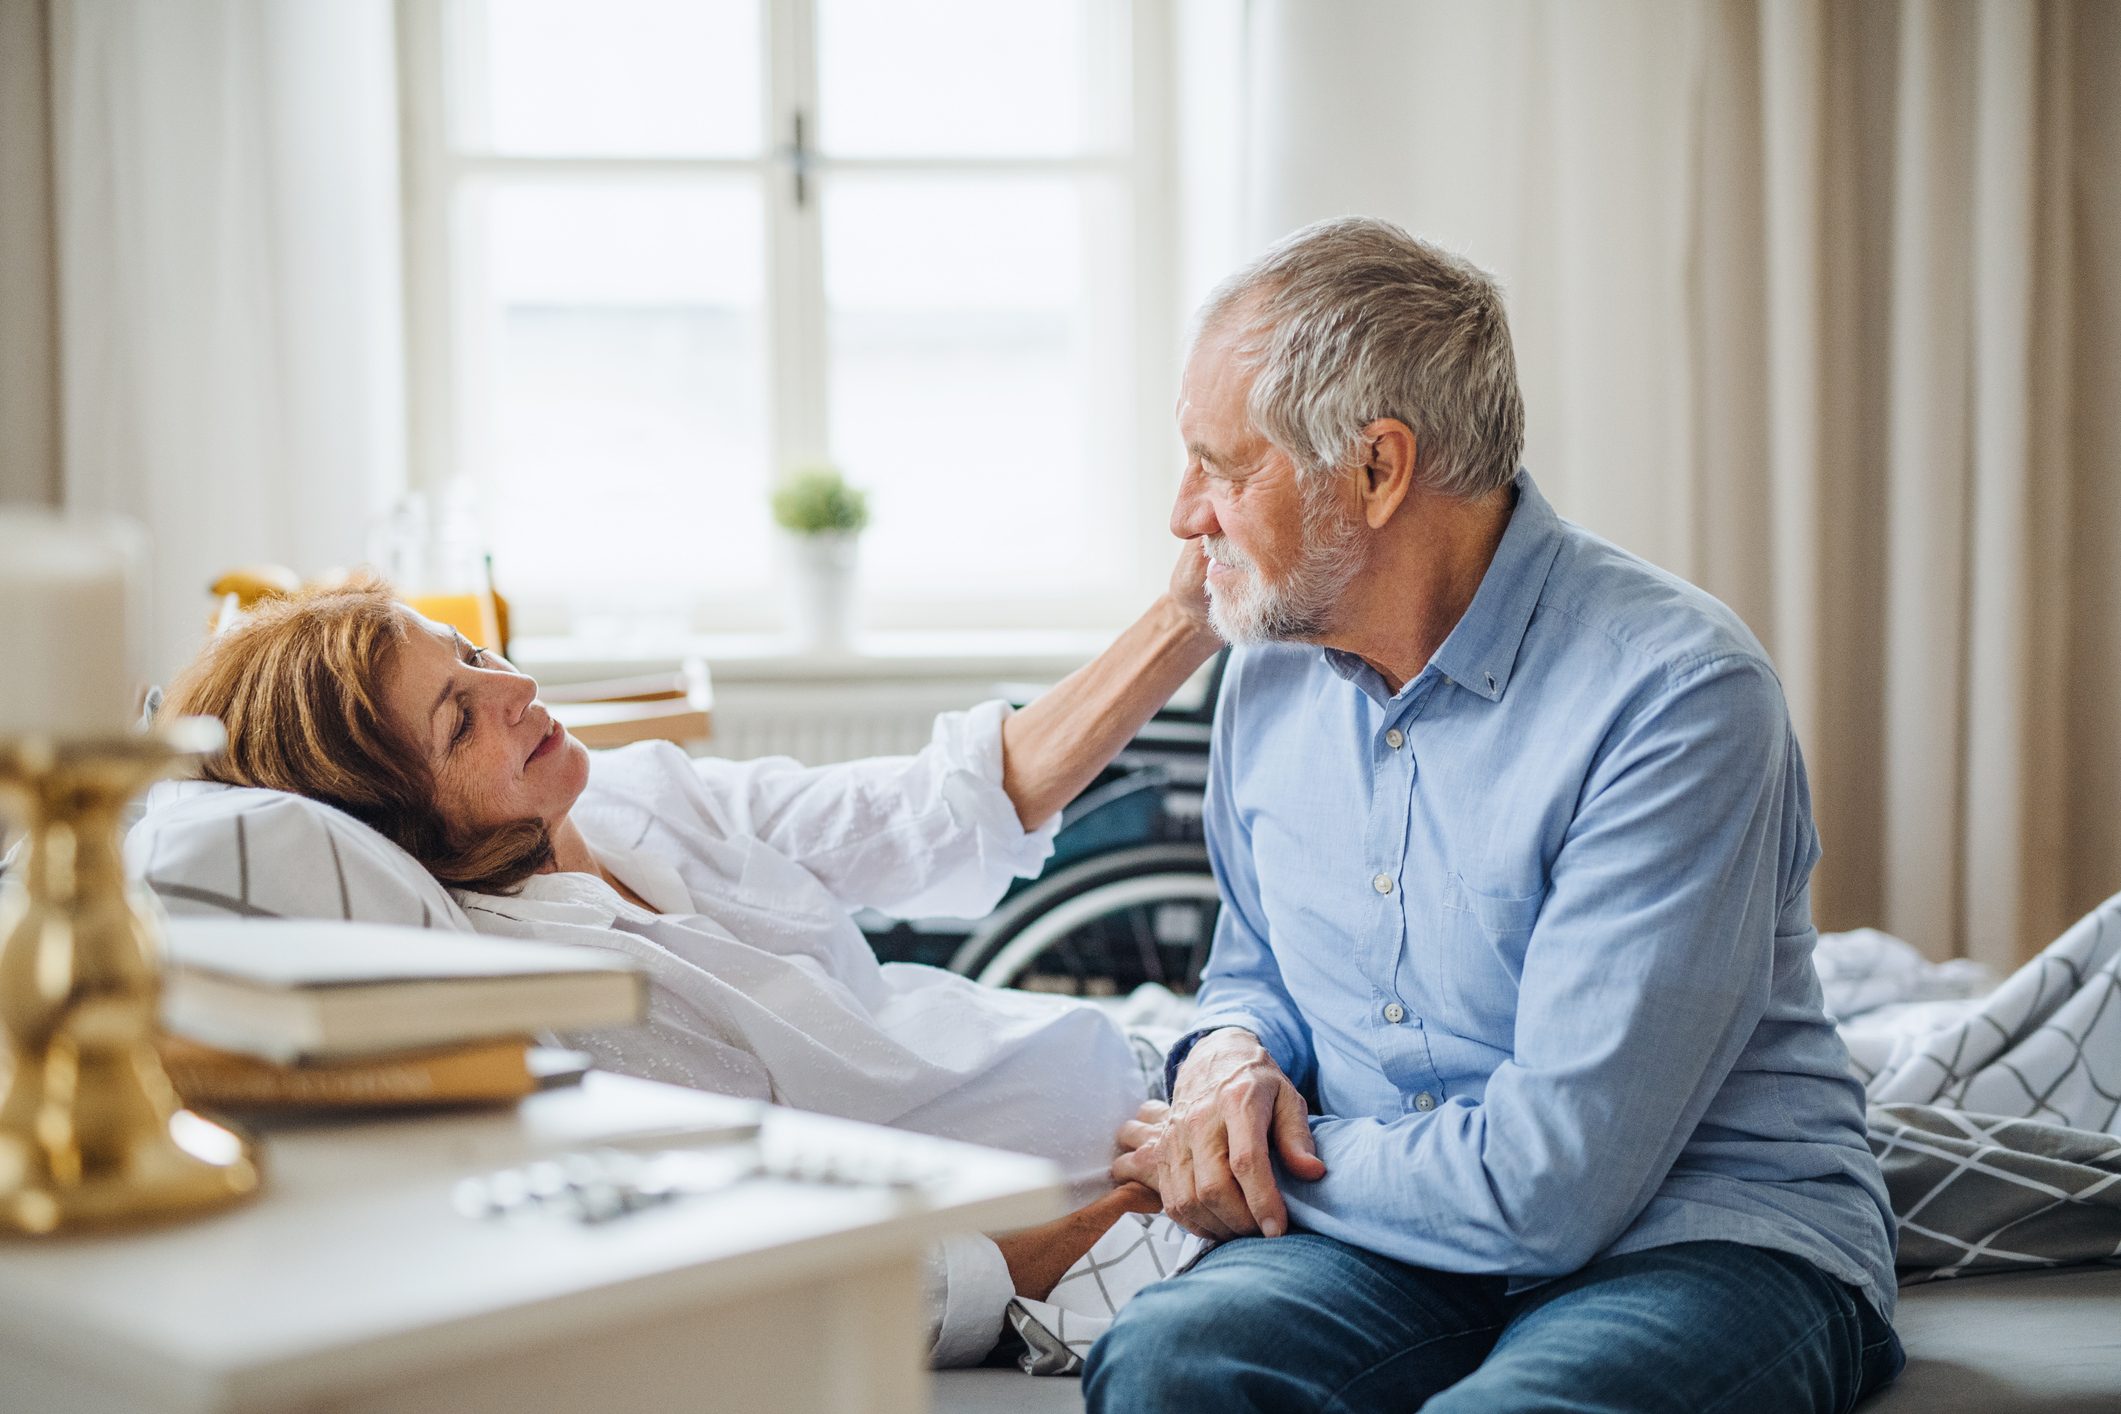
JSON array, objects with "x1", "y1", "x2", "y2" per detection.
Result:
[
  {"x1": 932, "y1": 1262, "x2": 2121, "y2": 1411},
  {"x1": 122, "y1": 784, "x2": 2121, "y2": 1410}
]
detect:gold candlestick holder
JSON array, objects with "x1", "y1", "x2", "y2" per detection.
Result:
[{"x1": 0, "y1": 719, "x2": 260, "y2": 1235}]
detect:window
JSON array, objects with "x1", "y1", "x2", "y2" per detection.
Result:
[{"x1": 399, "y1": 0, "x2": 1177, "y2": 640}]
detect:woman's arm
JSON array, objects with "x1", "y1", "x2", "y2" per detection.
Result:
[
  {"x1": 999, "y1": 542, "x2": 1219, "y2": 830},
  {"x1": 676, "y1": 544, "x2": 1215, "y2": 920},
  {"x1": 992, "y1": 1182, "x2": 1164, "y2": 1302}
]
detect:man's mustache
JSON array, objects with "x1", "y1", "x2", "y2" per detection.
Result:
[{"x1": 1201, "y1": 536, "x2": 1255, "y2": 575}]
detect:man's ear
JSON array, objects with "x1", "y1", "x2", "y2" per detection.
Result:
[{"x1": 1357, "y1": 418, "x2": 1417, "y2": 529}]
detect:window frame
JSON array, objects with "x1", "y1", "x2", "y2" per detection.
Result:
[{"x1": 395, "y1": 0, "x2": 1182, "y2": 641}]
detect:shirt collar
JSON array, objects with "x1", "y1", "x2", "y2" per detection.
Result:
[
  {"x1": 1322, "y1": 468, "x2": 1563, "y2": 704},
  {"x1": 1427, "y1": 469, "x2": 1564, "y2": 702},
  {"x1": 591, "y1": 838, "x2": 695, "y2": 916},
  {"x1": 462, "y1": 873, "x2": 624, "y2": 928}
]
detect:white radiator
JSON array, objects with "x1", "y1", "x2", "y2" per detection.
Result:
[{"x1": 702, "y1": 682, "x2": 1005, "y2": 765}]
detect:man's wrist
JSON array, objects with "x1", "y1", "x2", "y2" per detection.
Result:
[{"x1": 1165, "y1": 1024, "x2": 1260, "y2": 1100}]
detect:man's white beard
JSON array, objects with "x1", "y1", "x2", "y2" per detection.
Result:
[{"x1": 1203, "y1": 486, "x2": 1366, "y2": 645}]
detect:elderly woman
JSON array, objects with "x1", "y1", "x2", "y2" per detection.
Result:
[{"x1": 160, "y1": 555, "x2": 1216, "y2": 1364}]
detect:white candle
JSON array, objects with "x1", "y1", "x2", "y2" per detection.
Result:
[{"x1": 0, "y1": 512, "x2": 146, "y2": 740}]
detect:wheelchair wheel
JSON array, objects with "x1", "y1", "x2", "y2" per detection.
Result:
[{"x1": 949, "y1": 843, "x2": 1220, "y2": 994}]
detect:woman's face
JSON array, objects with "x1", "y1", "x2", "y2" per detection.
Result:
[{"x1": 380, "y1": 610, "x2": 589, "y2": 841}]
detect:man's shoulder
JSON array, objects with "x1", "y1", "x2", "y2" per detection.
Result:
[{"x1": 1536, "y1": 518, "x2": 1774, "y2": 688}]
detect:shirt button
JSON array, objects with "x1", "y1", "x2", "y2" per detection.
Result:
[
  {"x1": 1385, "y1": 729, "x2": 1405, "y2": 749},
  {"x1": 1383, "y1": 1002, "x2": 1406, "y2": 1024},
  {"x1": 1372, "y1": 872, "x2": 1393, "y2": 895},
  {"x1": 1414, "y1": 1091, "x2": 1437, "y2": 1111}
]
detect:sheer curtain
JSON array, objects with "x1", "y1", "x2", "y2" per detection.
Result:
[
  {"x1": 0, "y1": 0, "x2": 59, "y2": 507},
  {"x1": 1231, "y1": 0, "x2": 2121, "y2": 967},
  {"x1": 44, "y1": 0, "x2": 406, "y2": 681}
]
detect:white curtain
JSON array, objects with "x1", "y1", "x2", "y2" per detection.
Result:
[
  {"x1": 0, "y1": 0, "x2": 59, "y2": 506},
  {"x1": 1232, "y1": 0, "x2": 2121, "y2": 968},
  {"x1": 46, "y1": 0, "x2": 406, "y2": 682}
]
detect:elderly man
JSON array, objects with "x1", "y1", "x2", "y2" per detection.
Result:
[{"x1": 1091, "y1": 218, "x2": 1901, "y2": 1411}]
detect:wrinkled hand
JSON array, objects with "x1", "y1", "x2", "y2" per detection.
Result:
[
  {"x1": 1115, "y1": 1030, "x2": 1325, "y2": 1240},
  {"x1": 1167, "y1": 538, "x2": 1215, "y2": 641}
]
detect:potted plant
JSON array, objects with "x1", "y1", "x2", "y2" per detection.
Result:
[{"x1": 770, "y1": 465, "x2": 870, "y2": 651}]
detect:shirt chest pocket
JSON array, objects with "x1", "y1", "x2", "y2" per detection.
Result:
[{"x1": 1428, "y1": 872, "x2": 1544, "y2": 1034}]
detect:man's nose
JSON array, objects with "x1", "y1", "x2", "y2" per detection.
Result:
[{"x1": 1170, "y1": 466, "x2": 1217, "y2": 540}]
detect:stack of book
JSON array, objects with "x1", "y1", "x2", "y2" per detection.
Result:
[{"x1": 157, "y1": 919, "x2": 646, "y2": 1113}]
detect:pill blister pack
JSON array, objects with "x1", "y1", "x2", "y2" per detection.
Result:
[{"x1": 453, "y1": 1127, "x2": 955, "y2": 1227}]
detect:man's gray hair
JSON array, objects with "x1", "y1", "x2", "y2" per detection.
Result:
[{"x1": 1198, "y1": 216, "x2": 1526, "y2": 500}]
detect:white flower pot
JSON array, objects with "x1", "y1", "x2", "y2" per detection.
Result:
[{"x1": 781, "y1": 531, "x2": 861, "y2": 652}]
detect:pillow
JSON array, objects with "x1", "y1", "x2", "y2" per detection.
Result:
[{"x1": 126, "y1": 781, "x2": 472, "y2": 931}]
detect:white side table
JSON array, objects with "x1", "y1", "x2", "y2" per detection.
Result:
[{"x1": 0, "y1": 1074, "x2": 1064, "y2": 1413}]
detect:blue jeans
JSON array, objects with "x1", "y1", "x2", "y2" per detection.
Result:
[{"x1": 1083, "y1": 1236, "x2": 1904, "y2": 1413}]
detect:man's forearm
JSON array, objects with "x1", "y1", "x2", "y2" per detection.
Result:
[{"x1": 999, "y1": 596, "x2": 1219, "y2": 829}]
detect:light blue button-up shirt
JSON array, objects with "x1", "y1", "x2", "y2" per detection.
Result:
[{"x1": 1178, "y1": 470, "x2": 1897, "y2": 1316}]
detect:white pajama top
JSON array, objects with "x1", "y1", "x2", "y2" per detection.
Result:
[{"x1": 454, "y1": 702, "x2": 1152, "y2": 1363}]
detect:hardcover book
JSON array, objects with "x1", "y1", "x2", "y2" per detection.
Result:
[
  {"x1": 159, "y1": 918, "x2": 645, "y2": 1062},
  {"x1": 158, "y1": 1035, "x2": 595, "y2": 1111}
]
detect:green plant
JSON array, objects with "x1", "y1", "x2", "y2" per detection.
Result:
[{"x1": 770, "y1": 466, "x2": 870, "y2": 536}]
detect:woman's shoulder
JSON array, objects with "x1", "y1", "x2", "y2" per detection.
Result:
[
  {"x1": 576, "y1": 740, "x2": 772, "y2": 876},
  {"x1": 582, "y1": 738, "x2": 694, "y2": 788},
  {"x1": 581, "y1": 740, "x2": 716, "y2": 818}
]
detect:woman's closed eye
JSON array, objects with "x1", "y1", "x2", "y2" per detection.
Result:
[{"x1": 447, "y1": 639, "x2": 488, "y2": 749}]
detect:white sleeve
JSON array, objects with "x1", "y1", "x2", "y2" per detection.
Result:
[
  {"x1": 923, "y1": 1232, "x2": 1016, "y2": 1367},
  {"x1": 688, "y1": 699, "x2": 1059, "y2": 919}
]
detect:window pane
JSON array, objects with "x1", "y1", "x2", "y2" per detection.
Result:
[
  {"x1": 815, "y1": 0, "x2": 1125, "y2": 156},
  {"x1": 447, "y1": 0, "x2": 762, "y2": 157},
  {"x1": 458, "y1": 181, "x2": 771, "y2": 605},
  {"x1": 822, "y1": 176, "x2": 1132, "y2": 596}
]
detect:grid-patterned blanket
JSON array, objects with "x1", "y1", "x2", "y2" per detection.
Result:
[
  {"x1": 1868, "y1": 1105, "x2": 2121, "y2": 1281},
  {"x1": 1852, "y1": 895, "x2": 2121, "y2": 1133},
  {"x1": 1007, "y1": 1210, "x2": 1212, "y2": 1375},
  {"x1": 1850, "y1": 890, "x2": 2121, "y2": 1283},
  {"x1": 1006, "y1": 893, "x2": 2121, "y2": 1373}
]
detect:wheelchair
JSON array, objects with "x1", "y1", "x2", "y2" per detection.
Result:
[{"x1": 860, "y1": 651, "x2": 1226, "y2": 995}]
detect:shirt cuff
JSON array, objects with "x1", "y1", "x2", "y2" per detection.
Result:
[
  {"x1": 926, "y1": 1231, "x2": 1016, "y2": 1367},
  {"x1": 932, "y1": 699, "x2": 1062, "y2": 879}
]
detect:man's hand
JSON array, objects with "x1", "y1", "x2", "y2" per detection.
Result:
[{"x1": 1114, "y1": 1029, "x2": 1325, "y2": 1240}]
